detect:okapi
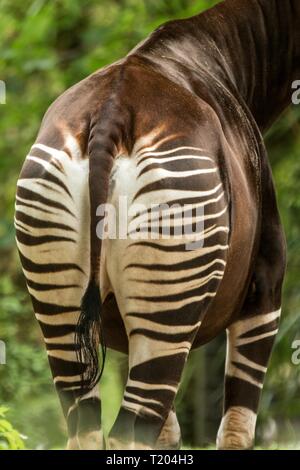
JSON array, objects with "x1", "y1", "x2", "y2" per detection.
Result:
[{"x1": 15, "y1": 0, "x2": 297, "y2": 449}]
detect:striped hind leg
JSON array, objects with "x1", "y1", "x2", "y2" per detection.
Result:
[
  {"x1": 107, "y1": 300, "x2": 201, "y2": 449},
  {"x1": 15, "y1": 144, "x2": 104, "y2": 449},
  {"x1": 217, "y1": 221, "x2": 286, "y2": 450},
  {"x1": 48, "y1": 319, "x2": 104, "y2": 450},
  {"x1": 217, "y1": 308, "x2": 281, "y2": 450},
  {"x1": 108, "y1": 334, "x2": 192, "y2": 450},
  {"x1": 18, "y1": 249, "x2": 105, "y2": 450}
]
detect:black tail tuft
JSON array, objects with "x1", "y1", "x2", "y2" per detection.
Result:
[{"x1": 75, "y1": 279, "x2": 106, "y2": 390}]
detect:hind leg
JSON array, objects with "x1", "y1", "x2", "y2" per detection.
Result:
[
  {"x1": 106, "y1": 251, "x2": 206, "y2": 449},
  {"x1": 15, "y1": 146, "x2": 105, "y2": 449},
  {"x1": 17, "y1": 232, "x2": 104, "y2": 450},
  {"x1": 217, "y1": 217, "x2": 286, "y2": 450},
  {"x1": 105, "y1": 133, "x2": 230, "y2": 449},
  {"x1": 217, "y1": 308, "x2": 281, "y2": 450},
  {"x1": 106, "y1": 288, "x2": 200, "y2": 449},
  {"x1": 19, "y1": 249, "x2": 105, "y2": 450},
  {"x1": 108, "y1": 332, "x2": 192, "y2": 450}
]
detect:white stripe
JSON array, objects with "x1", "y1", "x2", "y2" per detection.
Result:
[
  {"x1": 35, "y1": 312, "x2": 79, "y2": 325},
  {"x1": 229, "y1": 309, "x2": 281, "y2": 337},
  {"x1": 137, "y1": 167, "x2": 218, "y2": 182},
  {"x1": 124, "y1": 392, "x2": 162, "y2": 407},
  {"x1": 122, "y1": 401, "x2": 161, "y2": 419},
  {"x1": 137, "y1": 154, "x2": 214, "y2": 169},
  {"x1": 126, "y1": 380, "x2": 177, "y2": 393},
  {"x1": 126, "y1": 319, "x2": 201, "y2": 335},
  {"x1": 133, "y1": 187, "x2": 223, "y2": 204},
  {"x1": 127, "y1": 291, "x2": 216, "y2": 309},
  {"x1": 32, "y1": 143, "x2": 69, "y2": 160},
  {"x1": 237, "y1": 329, "x2": 279, "y2": 346},
  {"x1": 47, "y1": 350, "x2": 77, "y2": 361},
  {"x1": 54, "y1": 375, "x2": 81, "y2": 384},
  {"x1": 137, "y1": 146, "x2": 212, "y2": 159},
  {"x1": 45, "y1": 334, "x2": 75, "y2": 344}
]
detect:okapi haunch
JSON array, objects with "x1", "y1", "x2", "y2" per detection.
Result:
[{"x1": 15, "y1": 0, "x2": 298, "y2": 449}]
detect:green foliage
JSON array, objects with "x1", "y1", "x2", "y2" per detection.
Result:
[
  {"x1": 259, "y1": 110, "x2": 300, "y2": 429},
  {"x1": 0, "y1": 0, "x2": 299, "y2": 449},
  {"x1": 0, "y1": 407, "x2": 26, "y2": 450}
]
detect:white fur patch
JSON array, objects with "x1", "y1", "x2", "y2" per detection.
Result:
[{"x1": 217, "y1": 406, "x2": 257, "y2": 450}]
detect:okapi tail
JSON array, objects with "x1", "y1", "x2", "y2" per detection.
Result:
[
  {"x1": 75, "y1": 108, "x2": 119, "y2": 390},
  {"x1": 75, "y1": 279, "x2": 104, "y2": 389}
]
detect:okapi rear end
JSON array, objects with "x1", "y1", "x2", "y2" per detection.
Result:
[{"x1": 15, "y1": 0, "x2": 289, "y2": 451}]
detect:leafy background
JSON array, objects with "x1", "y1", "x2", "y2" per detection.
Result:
[{"x1": 0, "y1": 0, "x2": 299, "y2": 450}]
